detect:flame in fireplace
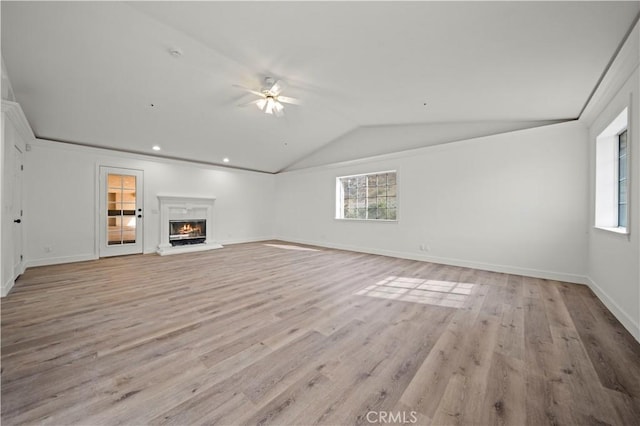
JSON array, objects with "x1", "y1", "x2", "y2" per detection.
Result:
[{"x1": 178, "y1": 223, "x2": 200, "y2": 234}]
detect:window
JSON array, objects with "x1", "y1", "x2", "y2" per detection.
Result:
[
  {"x1": 595, "y1": 108, "x2": 629, "y2": 233},
  {"x1": 336, "y1": 171, "x2": 397, "y2": 220},
  {"x1": 618, "y1": 130, "x2": 628, "y2": 229}
]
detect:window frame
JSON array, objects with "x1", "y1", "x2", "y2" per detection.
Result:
[
  {"x1": 335, "y1": 170, "x2": 398, "y2": 222},
  {"x1": 594, "y1": 107, "x2": 629, "y2": 235},
  {"x1": 617, "y1": 129, "x2": 628, "y2": 230}
]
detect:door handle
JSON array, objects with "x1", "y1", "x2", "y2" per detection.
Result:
[
  {"x1": 14, "y1": 219, "x2": 21, "y2": 224},
  {"x1": 137, "y1": 214, "x2": 142, "y2": 218}
]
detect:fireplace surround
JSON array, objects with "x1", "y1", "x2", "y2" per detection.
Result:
[{"x1": 157, "y1": 195, "x2": 223, "y2": 255}]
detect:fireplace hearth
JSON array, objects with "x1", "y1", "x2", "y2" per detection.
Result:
[{"x1": 169, "y1": 220, "x2": 206, "y2": 246}]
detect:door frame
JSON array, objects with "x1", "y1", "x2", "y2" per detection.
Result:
[
  {"x1": 12, "y1": 144, "x2": 25, "y2": 279},
  {"x1": 97, "y1": 166, "x2": 144, "y2": 257}
]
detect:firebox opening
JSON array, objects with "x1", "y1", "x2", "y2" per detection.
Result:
[{"x1": 169, "y1": 220, "x2": 206, "y2": 246}]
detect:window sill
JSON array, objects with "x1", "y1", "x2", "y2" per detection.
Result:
[
  {"x1": 335, "y1": 218, "x2": 398, "y2": 223},
  {"x1": 594, "y1": 226, "x2": 629, "y2": 235}
]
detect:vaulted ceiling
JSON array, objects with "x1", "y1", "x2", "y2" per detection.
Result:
[{"x1": 2, "y1": 1, "x2": 638, "y2": 173}]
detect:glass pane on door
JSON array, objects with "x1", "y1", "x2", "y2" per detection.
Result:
[{"x1": 107, "y1": 174, "x2": 137, "y2": 245}]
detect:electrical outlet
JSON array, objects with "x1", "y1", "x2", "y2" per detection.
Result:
[{"x1": 419, "y1": 244, "x2": 425, "y2": 251}]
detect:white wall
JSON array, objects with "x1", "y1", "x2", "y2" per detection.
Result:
[
  {"x1": 24, "y1": 139, "x2": 275, "y2": 267},
  {"x1": 275, "y1": 121, "x2": 589, "y2": 283},
  {"x1": 1, "y1": 56, "x2": 16, "y2": 102},
  {"x1": 285, "y1": 119, "x2": 565, "y2": 171},
  {"x1": 581, "y1": 21, "x2": 639, "y2": 340}
]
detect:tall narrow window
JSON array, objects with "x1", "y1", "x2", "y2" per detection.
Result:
[
  {"x1": 618, "y1": 130, "x2": 628, "y2": 228},
  {"x1": 595, "y1": 108, "x2": 628, "y2": 233},
  {"x1": 336, "y1": 171, "x2": 397, "y2": 220}
]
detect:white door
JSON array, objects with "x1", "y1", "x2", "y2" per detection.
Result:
[
  {"x1": 12, "y1": 146, "x2": 24, "y2": 278},
  {"x1": 99, "y1": 167, "x2": 144, "y2": 257}
]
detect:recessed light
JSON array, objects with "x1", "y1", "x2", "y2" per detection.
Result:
[
  {"x1": 152, "y1": 145, "x2": 161, "y2": 151},
  {"x1": 222, "y1": 157, "x2": 230, "y2": 163}
]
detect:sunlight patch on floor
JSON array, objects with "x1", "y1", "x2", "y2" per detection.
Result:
[
  {"x1": 264, "y1": 243, "x2": 320, "y2": 252},
  {"x1": 355, "y1": 276, "x2": 474, "y2": 308}
]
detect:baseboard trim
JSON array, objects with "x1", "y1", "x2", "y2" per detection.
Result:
[
  {"x1": 218, "y1": 237, "x2": 275, "y2": 246},
  {"x1": 25, "y1": 254, "x2": 98, "y2": 268},
  {"x1": 586, "y1": 276, "x2": 640, "y2": 342},
  {"x1": 275, "y1": 237, "x2": 589, "y2": 285},
  {"x1": 2, "y1": 278, "x2": 15, "y2": 297}
]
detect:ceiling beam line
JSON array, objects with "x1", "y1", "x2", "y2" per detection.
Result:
[
  {"x1": 578, "y1": 11, "x2": 640, "y2": 119},
  {"x1": 33, "y1": 136, "x2": 276, "y2": 175}
]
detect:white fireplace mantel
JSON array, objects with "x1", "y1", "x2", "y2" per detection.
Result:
[{"x1": 157, "y1": 195, "x2": 223, "y2": 255}]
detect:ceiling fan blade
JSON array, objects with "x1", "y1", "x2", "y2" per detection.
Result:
[
  {"x1": 277, "y1": 95, "x2": 301, "y2": 105},
  {"x1": 274, "y1": 101, "x2": 285, "y2": 117},
  {"x1": 268, "y1": 79, "x2": 284, "y2": 96},
  {"x1": 264, "y1": 97, "x2": 276, "y2": 114},
  {"x1": 232, "y1": 84, "x2": 266, "y2": 98},
  {"x1": 237, "y1": 99, "x2": 262, "y2": 108}
]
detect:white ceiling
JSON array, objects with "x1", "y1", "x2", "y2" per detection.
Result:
[{"x1": 2, "y1": 1, "x2": 638, "y2": 173}]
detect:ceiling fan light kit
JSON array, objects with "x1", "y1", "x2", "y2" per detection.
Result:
[
  {"x1": 256, "y1": 95, "x2": 284, "y2": 116},
  {"x1": 236, "y1": 77, "x2": 299, "y2": 118}
]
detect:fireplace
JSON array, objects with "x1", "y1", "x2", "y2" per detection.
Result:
[
  {"x1": 157, "y1": 195, "x2": 223, "y2": 255},
  {"x1": 169, "y1": 220, "x2": 206, "y2": 246}
]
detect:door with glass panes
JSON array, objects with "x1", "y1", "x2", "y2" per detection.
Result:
[{"x1": 99, "y1": 167, "x2": 143, "y2": 257}]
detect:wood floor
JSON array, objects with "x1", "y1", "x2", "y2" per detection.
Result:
[{"x1": 2, "y1": 241, "x2": 639, "y2": 425}]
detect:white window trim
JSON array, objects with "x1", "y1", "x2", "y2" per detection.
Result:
[
  {"x1": 595, "y1": 226, "x2": 628, "y2": 234},
  {"x1": 594, "y1": 107, "x2": 629, "y2": 235}
]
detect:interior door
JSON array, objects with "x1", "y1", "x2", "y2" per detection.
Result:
[
  {"x1": 99, "y1": 167, "x2": 143, "y2": 257},
  {"x1": 12, "y1": 145, "x2": 23, "y2": 278}
]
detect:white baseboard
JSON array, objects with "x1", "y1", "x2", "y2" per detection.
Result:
[
  {"x1": 218, "y1": 236, "x2": 275, "y2": 246},
  {"x1": 275, "y1": 237, "x2": 589, "y2": 285},
  {"x1": 586, "y1": 276, "x2": 640, "y2": 342},
  {"x1": 2, "y1": 277, "x2": 15, "y2": 297},
  {"x1": 25, "y1": 253, "x2": 98, "y2": 268}
]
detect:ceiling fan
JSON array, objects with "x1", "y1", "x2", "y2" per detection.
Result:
[{"x1": 235, "y1": 77, "x2": 300, "y2": 117}]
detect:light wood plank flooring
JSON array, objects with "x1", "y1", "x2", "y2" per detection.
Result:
[{"x1": 2, "y1": 241, "x2": 639, "y2": 425}]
